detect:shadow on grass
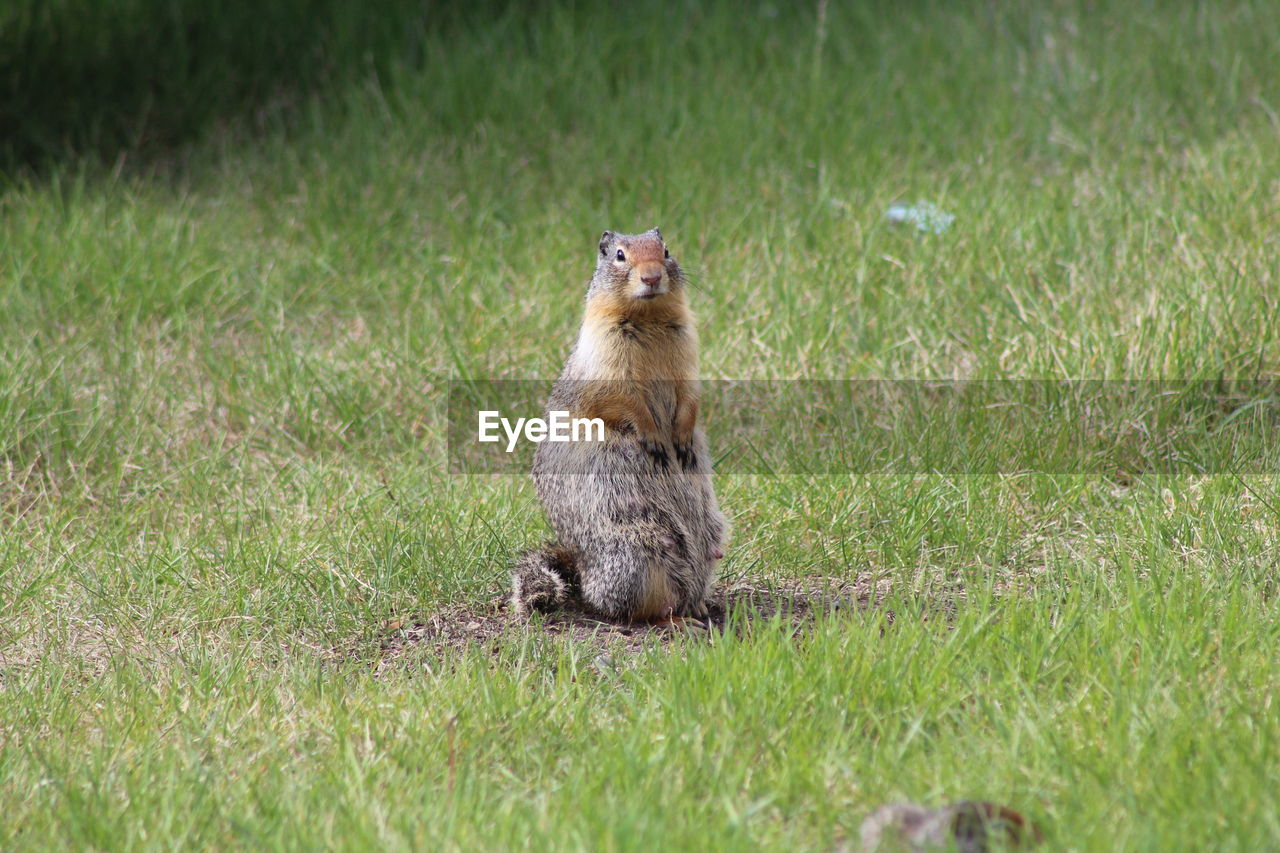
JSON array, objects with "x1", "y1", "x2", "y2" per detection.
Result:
[{"x1": 0, "y1": 0, "x2": 541, "y2": 175}]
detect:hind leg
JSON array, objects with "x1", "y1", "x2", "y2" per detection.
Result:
[
  {"x1": 577, "y1": 527, "x2": 687, "y2": 622},
  {"x1": 578, "y1": 537, "x2": 675, "y2": 617}
]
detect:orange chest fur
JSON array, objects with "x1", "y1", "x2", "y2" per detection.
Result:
[{"x1": 575, "y1": 303, "x2": 699, "y2": 382}]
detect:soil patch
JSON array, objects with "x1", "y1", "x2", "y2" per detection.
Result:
[{"x1": 360, "y1": 576, "x2": 895, "y2": 674}]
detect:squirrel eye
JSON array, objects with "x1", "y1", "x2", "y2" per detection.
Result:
[
  {"x1": 615, "y1": 249, "x2": 626, "y2": 262},
  {"x1": 664, "y1": 248, "x2": 670, "y2": 258}
]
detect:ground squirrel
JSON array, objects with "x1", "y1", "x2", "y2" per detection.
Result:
[{"x1": 510, "y1": 227, "x2": 729, "y2": 624}]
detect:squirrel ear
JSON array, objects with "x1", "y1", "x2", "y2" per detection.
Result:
[
  {"x1": 598, "y1": 230, "x2": 615, "y2": 258},
  {"x1": 648, "y1": 227, "x2": 662, "y2": 240}
]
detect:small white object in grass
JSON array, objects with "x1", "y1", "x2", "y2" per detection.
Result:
[{"x1": 886, "y1": 201, "x2": 955, "y2": 234}]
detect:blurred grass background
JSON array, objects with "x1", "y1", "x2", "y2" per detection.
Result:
[
  {"x1": 2, "y1": 0, "x2": 488, "y2": 168},
  {"x1": 2, "y1": 1, "x2": 1279, "y2": 849}
]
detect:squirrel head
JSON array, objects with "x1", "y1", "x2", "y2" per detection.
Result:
[{"x1": 589, "y1": 228, "x2": 686, "y2": 306}]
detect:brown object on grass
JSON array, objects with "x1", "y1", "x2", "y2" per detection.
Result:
[{"x1": 859, "y1": 801, "x2": 1043, "y2": 852}]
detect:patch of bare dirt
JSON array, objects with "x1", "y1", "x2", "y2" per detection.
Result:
[{"x1": 358, "y1": 575, "x2": 896, "y2": 674}]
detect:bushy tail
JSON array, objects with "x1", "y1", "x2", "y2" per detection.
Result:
[{"x1": 510, "y1": 543, "x2": 579, "y2": 616}]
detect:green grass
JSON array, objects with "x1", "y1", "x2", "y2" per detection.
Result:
[{"x1": 3, "y1": 0, "x2": 1280, "y2": 849}]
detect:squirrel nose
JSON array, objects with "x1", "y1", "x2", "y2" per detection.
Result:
[{"x1": 640, "y1": 272, "x2": 662, "y2": 287}]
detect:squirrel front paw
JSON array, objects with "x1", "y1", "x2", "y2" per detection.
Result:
[
  {"x1": 673, "y1": 438, "x2": 696, "y2": 470},
  {"x1": 638, "y1": 434, "x2": 670, "y2": 469}
]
